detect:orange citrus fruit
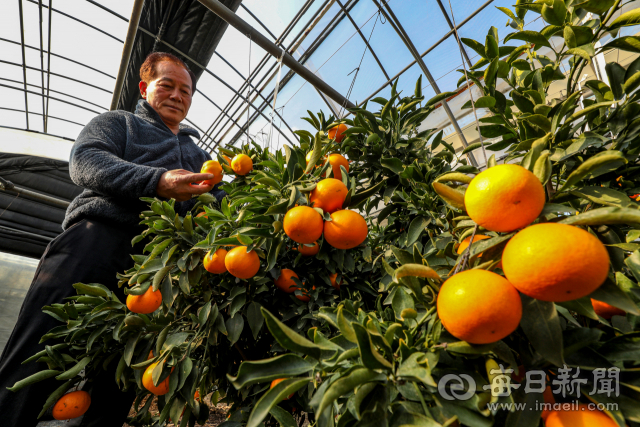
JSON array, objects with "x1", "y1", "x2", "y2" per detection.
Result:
[
  {"x1": 126, "y1": 286, "x2": 162, "y2": 314},
  {"x1": 283, "y1": 206, "x2": 324, "y2": 244},
  {"x1": 328, "y1": 123, "x2": 348, "y2": 142},
  {"x1": 203, "y1": 248, "x2": 228, "y2": 274},
  {"x1": 310, "y1": 178, "x2": 348, "y2": 213},
  {"x1": 437, "y1": 269, "x2": 522, "y2": 344},
  {"x1": 296, "y1": 285, "x2": 315, "y2": 302},
  {"x1": 545, "y1": 404, "x2": 618, "y2": 427},
  {"x1": 591, "y1": 299, "x2": 625, "y2": 319},
  {"x1": 52, "y1": 390, "x2": 91, "y2": 420},
  {"x1": 231, "y1": 154, "x2": 253, "y2": 175},
  {"x1": 270, "y1": 378, "x2": 294, "y2": 400},
  {"x1": 464, "y1": 164, "x2": 545, "y2": 232},
  {"x1": 328, "y1": 153, "x2": 349, "y2": 181},
  {"x1": 456, "y1": 234, "x2": 491, "y2": 255},
  {"x1": 297, "y1": 242, "x2": 319, "y2": 256},
  {"x1": 329, "y1": 273, "x2": 342, "y2": 290},
  {"x1": 541, "y1": 386, "x2": 555, "y2": 421},
  {"x1": 305, "y1": 151, "x2": 327, "y2": 168},
  {"x1": 142, "y1": 362, "x2": 171, "y2": 396},
  {"x1": 323, "y1": 210, "x2": 368, "y2": 249},
  {"x1": 224, "y1": 246, "x2": 260, "y2": 279},
  {"x1": 222, "y1": 155, "x2": 232, "y2": 165},
  {"x1": 502, "y1": 223, "x2": 610, "y2": 302},
  {"x1": 200, "y1": 160, "x2": 223, "y2": 186},
  {"x1": 275, "y1": 269, "x2": 300, "y2": 294}
]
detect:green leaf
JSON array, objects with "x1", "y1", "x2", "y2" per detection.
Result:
[
  {"x1": 573, "y1": 0, "x2": 615, "y2": 15},
  {"x1": 560, "y1": 207, "x2": 640, "y2": 227},
  {"x1": 7, "y1": 369, "x2": 60, "y2": 392},
  {"x1": 425, "y1": 91, "x2": 457, "y2": 107},
  {"x1": 261, "y1": 308, "x2": 327, "y2": 359},
  {"x1": 608, "y1": 8, "x2": 640, "y2": 31},
  {"x1": 396, "y1": 352, "x2": 437, "y2": 386},
  {"x1": 246, "y1": 378, "x2": 310, "y2": 427},
  {"x1": 349, "y1": 180, "x2": 385, "y2": 208},
  {"x1": 380, "y1": 158, "x2": 404, "y2": 174},
  {"x1": 623, "y1": 56, "x2": 640, "y2": 94},
  {"x1": 315, "y1": 367, "x2": 387, "y2": 415},
  {"x1": 571, "y1": 186, "x2": 632, "y2": 208},
  {"x1": 603, "y1": 36, "x2": 640, "y2": 53},
  {"x1": 226, "y1": 315, "x2": 244, "y2": 345},
  {"x1": 557, "y1": 151, "x2": 627, "y2": 192},
  {"x1": 520, "y1": 295, "x2": 564, "y2": 366},
  {"x1": 305, "y1": 133, "x2": 324, "y2": 174},
  {"x1": 246, "y1": 301, "x2": 264, "y2": 340},
  {"x1": 606, "y1": 62, "x2": 626, "y2": 100},
  {"x1": 406, "y1": 217, "x2": 431, "y2": 247},
  {"x1": 566, "y1": 47, "x2": 591, "y2": 63},
  {"x1": 589, "y1": 279, "x2": 640, "y2": 315},
  {"x1": 72, "y1": 283, "x2": 110, "y2": 297},
  {"x1": 533, "y1": 152, "x2": 552, "y2": 184},
  {"x1": 37, "y1": 380, "x2": 73, "y2": 419},
  {"x1": 461, "y1": 38, "x2": 486, "y2": 59},
  {"x1": 511, "y1": 90, "x2": 535, "y2": 114},
  {"x1": 474, "y1": 96, "x2": 496, "y2": 108},
  {"x1": 269, "y1": 405, "x2": 298, "y2": 427},
  {"x1": 392, "y1": 287, "x2": 415, "y2": 320},
  {"x1": 432, "y1": 182, "x2": 465, "y2": 210},
  {"x1": 56, "y1": 356, "x2": 91, "y2": 380},
  {"x1": 353, "y1": 323, "x2": 392, "y2": 370},
  {"x1": 599, "y1": 333, "x2": 640, "y2": 361},
  {"x1": 227, "y1": 354, "x2": 316, "y2": 389},
  {"x1": 541, "y1": 0, "x2": 566, "y2": 25},
  {"x1": 485, "y1": 34, "x2": 499, "y2": 59},
  {"x1": 504, "y1": 30, "x2": 551, "y2": 49}
]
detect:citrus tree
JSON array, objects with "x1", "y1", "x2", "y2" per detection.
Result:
[{"x1": 8, "y1": 1, "x2": 640, "y2": 426}]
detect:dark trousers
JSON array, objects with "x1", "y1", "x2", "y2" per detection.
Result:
[{"x1": 0, "y1": 219, "x2": 142, "y2": 426}]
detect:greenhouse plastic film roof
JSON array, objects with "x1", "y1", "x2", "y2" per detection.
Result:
[{"x1": 1, "y1": 0, "x2": 639, "y2": 165}]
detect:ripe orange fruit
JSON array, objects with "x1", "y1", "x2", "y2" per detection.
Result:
[
  {"x1": 222, "y1": 155, "x2": 232, "y2": 165},
  {"x1": 297, "y1": 242, "x2": 319, "y2": 256},
  {"x1": 275, "y1": 269, "x2": 300, "y2": 294},
  {"x1": 204, "y1": 248, "x2": 228, "y2": 274},
  {"x1": 591, "y1": 299, "x2": 625, "y2": 319},
  {"x1": 456, "y1": 234, "x2": 490, "y2": 255},
  {"x1": 147, "y1": 350, "x2": 154, "y2": 360},
  {"x1": 310, "y1": 178, "x2": 348, "y2": 213},
  {"x1": 296, "y1": 285, "x2": 315, "y2": 302},
  {"x1": 323, "y1": 210, "x2": 368, "y2": 250},
  {"x1": 437, "y1": 269, "x2": 522, "y2": 344},
  {"x1": 52, "y1": 390, "x2": 91, "y2": 420},
  {"x1": 200, "y1": 160, "x2": 223, "y2": 186},
  {"x1": 142, "y1": 362, "x2": 171, "y2": 396},
  {"x1": 126, "y1": 286, "x2": 162, "y2": 314},
  {"x1": 270, "y1": 378, "x2": 294, "y2": 400},
  {"x1": 545, "y1": 404, "x2": 618, "y2": 427},
  {"x1": 328, "y1": 123, "x2": 348, "y2": 142},
  {"x1": 329, "y1": 273, "x2": 341, "y2": 290},
  {"x1": 283, "y1": 206, "x2": 324, "y2": 244},
  {"x1": 231, "y1": 154, "x2": 253, "y2": 175},
  {"x1": 327, "y1": 153, "x2": 349, "y2": 181},
  {"x1": 541, "y1": 386, "x2": 555, "y2": 421},
  {"x1": 224, "y1": 246, "x2": 260, "y2": 279},
  {"x1": 464, "y1": 164, "x2": 545, "y2": 232},
  {"x1": 502, "y1": 223, "x2": 609, "y2": 302},
  {"x1": 305, "y1": 151, "x2": 327, "y2": 168}
]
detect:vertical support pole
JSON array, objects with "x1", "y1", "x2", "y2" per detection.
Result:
[
  {"x1": 45, "y1": 0, "x2": 53, "y2": 132},
  {"x1": 110, "y1": 0, "x2": 145, "y2": 111},
  {"x1": 38, "y1": 0, "x2": 47, "y2": 131}
]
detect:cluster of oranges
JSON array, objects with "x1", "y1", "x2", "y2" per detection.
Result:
[
  {"x1": 199, "y1": 152, "x2": 254, "y2": 188},
  {"x1": 437, "y1": 164, "x2": 614, "y2": 345}
]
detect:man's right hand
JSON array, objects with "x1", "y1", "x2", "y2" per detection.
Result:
[{"x1": 156, "y1": 169, "x2": 215, "y2": 201}]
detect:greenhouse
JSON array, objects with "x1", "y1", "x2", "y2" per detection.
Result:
[{"x1": 1, "y1": 0, "x2": 640, "y2": 426}]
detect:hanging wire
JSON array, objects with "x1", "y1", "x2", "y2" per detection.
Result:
[
  {"x1": 445, "y1": 0, "x2": 488, "y2": 166},
  {"x1": 338, "y1": 11, "x2": 382, "y2": 118}
]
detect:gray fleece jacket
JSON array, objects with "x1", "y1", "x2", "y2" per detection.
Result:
[{"x1": 64, "y1": 99, "x2": 225, "y2": 230}]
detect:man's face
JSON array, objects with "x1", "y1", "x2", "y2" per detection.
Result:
[{"x1": 139, "y1": 61, "x2": 193, "y2": 129}]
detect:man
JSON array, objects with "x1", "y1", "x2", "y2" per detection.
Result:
[{"x1": 0, "y1": 52, "x2": 224, "y2": 426}]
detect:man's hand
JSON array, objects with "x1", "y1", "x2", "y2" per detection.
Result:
[{"x1": 156, "y1": 169, "x2": 215, "y2": 201}]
